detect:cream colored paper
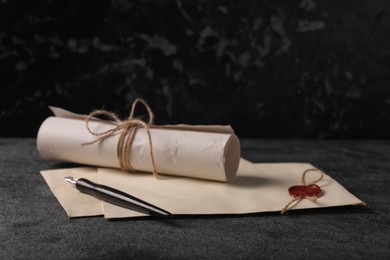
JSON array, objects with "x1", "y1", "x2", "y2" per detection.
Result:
[
  {"x1": 98, "y1": 159, "x2": 363, "y2": 218},
  {"x1": 40, "y1": 159, "x2": 364, "y2": 219},
  {"x1": 37, "y1": 107, "x2": 240, "y2": 182},
  {"x1": 40, "y1": 168, "x2": 103, "y2": 217}
]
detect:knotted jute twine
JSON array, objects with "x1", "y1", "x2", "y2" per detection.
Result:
[
  {"x1": 281, "y1": 168, "x2": 324, "y2": 214},
  {"x1": 82, "y1": 99, "x2": 159, "y2": 178}
]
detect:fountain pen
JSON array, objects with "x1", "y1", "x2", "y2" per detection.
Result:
[{"x1": 65, "y1": 177, "x2": 173, "y2": 219}]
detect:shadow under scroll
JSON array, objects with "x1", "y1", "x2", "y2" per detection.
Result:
[{"x1": 229, "y1": 175, "x2": 280, "y2": 188}]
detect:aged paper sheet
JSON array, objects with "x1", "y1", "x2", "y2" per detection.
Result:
[{"x1": 41, "y1": 159, "x2": 363, "y2": 218}]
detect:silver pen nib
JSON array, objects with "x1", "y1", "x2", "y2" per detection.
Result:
[{"x1": 65, "y1": 176, "x2": 77, "y2": 186}]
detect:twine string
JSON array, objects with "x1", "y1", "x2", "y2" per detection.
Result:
[
  {"x1": 281, "y1": 168, "x2": 324, "y2": 214},
  {"x1": 301, "y1": 168, "x2": 324, "y2": 186},
  {"x1": 82, "y1": 99, "x2": 159, "y2": 178}
]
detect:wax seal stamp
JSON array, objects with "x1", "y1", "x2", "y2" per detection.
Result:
[
  {"x1": 281, "y1": 168, "x2": 324, "y2": 214},
  {"x1": 288, "y1": 184, "x2": 321, "y2": 199}
]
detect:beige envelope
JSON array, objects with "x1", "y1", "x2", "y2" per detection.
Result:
[
  {"x1": 41, "y1": 159, "x2": 364, "y2": 219},
  {"x1": 41, "y1": 167, "x2": 103, "y2": 217}
]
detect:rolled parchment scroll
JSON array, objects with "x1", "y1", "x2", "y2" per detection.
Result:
[{"x1": 37, "y1": 107, "x2": 240, "y2": 182}]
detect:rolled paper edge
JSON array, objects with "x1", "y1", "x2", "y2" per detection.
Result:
[
  {"x1": 36, "y1": 116, "x2": 51, "y2": 160},
  {"x1": 223, "y1": 134, "x2": 241, "y2": 182}
]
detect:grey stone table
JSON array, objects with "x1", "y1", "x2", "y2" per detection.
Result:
[{"x1": 1, "y1": 138, "x2": 389, "y2": 259}]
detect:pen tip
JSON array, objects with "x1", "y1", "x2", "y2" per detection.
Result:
[{"x1": 65, "y1": 176, "x2": 77, "y2": 185}]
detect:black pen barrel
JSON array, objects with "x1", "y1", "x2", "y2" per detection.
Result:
[{"x1": 76, "y1": 178, "x2": 172, "y2": 219}]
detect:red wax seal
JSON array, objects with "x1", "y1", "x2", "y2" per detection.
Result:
[{"x1": 288, "y1": 184, "x2": 321, "y2": 198}]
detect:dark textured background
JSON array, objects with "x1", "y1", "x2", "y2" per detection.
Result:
[{"x1": 1, "y1": 0, "x2": 390, "y2": 138}]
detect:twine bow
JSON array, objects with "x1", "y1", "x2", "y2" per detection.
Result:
[
  {"x1": 82, "y1": 99, "x2": 159, "y2": 178},
  {"x1": 281, "y1": 168, "x2": 324, "y2": 214}
]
